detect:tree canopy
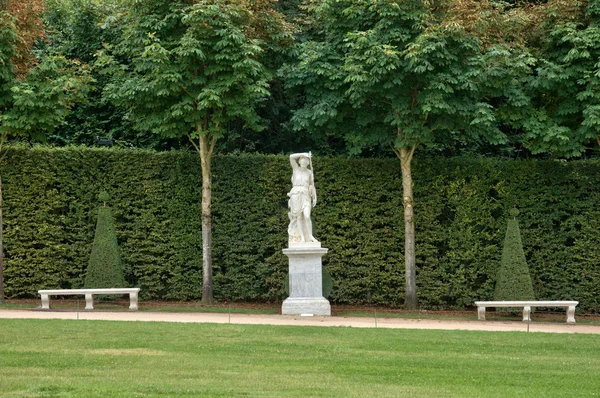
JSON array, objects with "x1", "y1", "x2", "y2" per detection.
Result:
[
  {"x1": 99, "y1": 0, "x2": 291, "y2": 303},
  {"x1": 2, "y1": 0, "x2": 600, "y2": 307},
  {"x1": 518, "y1": 0, "x2": 600, "y2": 157},
  {"x1": 284, "y1": 0, "x2": 533, "y2": 308},
  {"x1": 1, "y1": 0, "x2": 594, "y2": 160}
]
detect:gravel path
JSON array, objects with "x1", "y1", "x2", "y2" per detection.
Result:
[{"x1": 1, "y1": 308, "x2": 599, "y2": 334}]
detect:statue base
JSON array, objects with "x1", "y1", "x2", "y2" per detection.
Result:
[
  {"x1": 288, "y1": 241, "x2": 321, "y2": 248},
  {"x1": 282, "y1": 246, "x2": 331, "y2": 316},
  {"x1": 282, "y1": 297, "x2": 331, "y2": 316}
]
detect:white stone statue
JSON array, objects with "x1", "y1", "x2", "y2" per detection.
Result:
[{"x1": 287, "y1": 152, "x2": 318, "y2": 245}]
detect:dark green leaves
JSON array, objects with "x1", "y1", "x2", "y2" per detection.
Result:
[
  {"x1": 522, "y1": 1, "x2": 600, "y2": 157},
  {"x1": 1, "y1": 56, "x2": 92, "y2": 138},
  {"x1": 0, "y1": 11, "x2": 17, "y2": 106},
  {"x1": 102, "y1": 0, "x2": 284, "y2": 140},
  {"x1": 286, "y1": 0, "x2": 529, "y2": 154}
]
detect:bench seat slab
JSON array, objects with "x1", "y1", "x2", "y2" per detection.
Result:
[
  {"x1": 38, "y1": 288, "x2": 140, "y2": 311},
  {"x1": 475, "y1": 301, "x2": 578, "y2": 324}
]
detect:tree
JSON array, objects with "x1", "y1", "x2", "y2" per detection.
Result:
[
  {"x1": 1, "y1": 0, "x2": 45, "y2": 77},
  {"x1": 284, "y1": 0, "x2": 532, "y2": 309},
  {"x1": 100, "y1": 0, "x2": 290, "y2": 304},
  {"x1": 494, "y1": 208, "x2": 535, "y2": 305},
  {"x1": 84, "y1": 191, "x2": 126, "y2": 290},
  {"x1": 0, "y1": 8, "x2": 92, "y2": 303},
  {"x1": 517, "y1": 0, "x2": 600, "y2": 157},
  {"x1": 38, "y1": 0, "x2": 174, "y2": 149}
]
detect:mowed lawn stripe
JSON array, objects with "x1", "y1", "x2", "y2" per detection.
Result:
[{"x1": 0, "y1": 319, "x2": 598, "y2": 397}]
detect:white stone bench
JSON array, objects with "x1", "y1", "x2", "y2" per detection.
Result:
[
  {"x1": 38, "y1": 288, "x2": 140, "y2": 311},
  {"x1": 475, "y1": 301, "x2": 578, "y2": 323}
]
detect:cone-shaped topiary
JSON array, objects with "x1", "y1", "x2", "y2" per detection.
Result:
[
  {"x1": 494, "y1": 208, "x2": 535, "y2": 308},
  {"x1": 84, "y1": 192, "x2": 125, "y2": 289}
]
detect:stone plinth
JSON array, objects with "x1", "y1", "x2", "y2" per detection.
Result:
[{"x1": 282, "y1": 246, "x2": 331, "y2": 316}]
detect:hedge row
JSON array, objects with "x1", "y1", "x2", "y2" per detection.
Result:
[{"x1": 1, "y1": 146, "x2": 600, "y2": 312}]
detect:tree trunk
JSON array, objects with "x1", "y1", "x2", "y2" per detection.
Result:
[
  {"x1": 199, "y1": 135, "x2": 213, "y2": 304},
  {"x1": 399, "y1": 146, "x2": 416, "y2": 310},
  {"x1": 0, "y1": 174, "x2": 4, "y2": 304}
]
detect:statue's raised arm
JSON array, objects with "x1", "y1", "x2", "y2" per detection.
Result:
[
  {"x1": 290, "y1": 152, "x2": 311, "y2": 170},
  {"x1": 287, "y1": 152, "x2": 319, "y2": 246}
]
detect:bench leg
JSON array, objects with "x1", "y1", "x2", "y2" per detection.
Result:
[
  {"x1": 40, "y1": 294, "x2": 50, "y2": 310},
  {"x1": 85, "y1": 294, "x2": 94, "y2": 310},
  {"x1": 567, "y1": 306, "x2": 576, "y2": 324},
  {"x1": 477, "y1": 306, "x2": 486, "y2": 321},
  {"x1": 522, "y1": 306, "x2": 531, "y2": 322},
  {"x1": 129, "y1": 291, "x2": 139, "y2": 311}
]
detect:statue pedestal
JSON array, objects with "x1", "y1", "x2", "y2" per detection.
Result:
[{"x1": 282, "y1": 246, "x2": 331, "y2": 316}]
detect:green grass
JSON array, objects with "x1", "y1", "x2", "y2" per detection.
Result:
[
  {"x1": 0, "y1": 320, "x2": 599, "y2": 397},
  {"x1": 0, "y1": 302, "x2": 277, "y2": 315},
  {"x1": 142, "y1": 305, "x2": 276, "y2": 314},
  {"x1": 337, "y1": 311, "x2": 478, "y2": 320},
  {"x1": 337, "y1": 310, "x2": 600, "y2": 324},
  {"x1": 0, "y1": 303, "x2": 36, "y2": 310}
]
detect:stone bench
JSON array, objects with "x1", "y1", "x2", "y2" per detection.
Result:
[
  {"x1": 38, "y1": 288, "x2": 140, "y2": 311},
  {"x1": 475, "y1": 301, "x2": 578, "y2": 323}
]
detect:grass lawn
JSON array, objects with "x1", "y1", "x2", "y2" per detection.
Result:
[
  {"x1": 0, "y1": 319, "x2": 599, "y2": 397},
  {"x1": 335, "y1": 309, "x2": 600, "y2": 324}
]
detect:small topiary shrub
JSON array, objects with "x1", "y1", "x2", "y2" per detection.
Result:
[
  {"x1": 84, "y1": 191, "x2": 126, "y2": 290},
  {"x1": 494, "y1": 208, "x2": 535, "y2": 310}
]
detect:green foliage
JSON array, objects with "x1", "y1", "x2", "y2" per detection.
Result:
[
  {"x1": 5, "y1": 0, "x2": 599, "y2": 161},
  {"x1": 0, "y1": 5, "x2": 93, "y2": 140},
  {"x1": 0, "y1": 10, "x2": 16, "y2": 108},
  {"x1": 98, "y1": 191, "x2": 110, "y2": 203},
  {"x1": 84, "y1": 201, "x2": 125, "y2": 289},
  {"x1": 97, "y1": 0, "x2": 292, "y2": 303},
  {"x1": 283, "y1": 0, "x2": 535, "y2": 309},
  {"x1": 35, "y1": 0, "x2": 314, "y2": 154},
  {"x1": 2, "y1": 147, "x2": 600, "y2": 312},
  {"x1": 493, "y1": 209, "x2": 535, "y2": 304},
  {"x1": 520, "y1": 0, "x2": 600, "y2": 156},
  {"x1": 38, "y1": 0, "x2": 164, "y2": 149},
  {"x1": 1, "y1": 56, "x2": 92, "y2": 140},
  {"x1": 0, "y1": 12, "x2": 92, "y2": 305},
  {"x1": 284, "y1": 0, "x2": 531, "y2": 155},
  {"x1": 99, "y1": 0, "x2": 288, "y2": 142},
  {"x1": 42, "y1": 0, "x2": 112, "y2": 64},
  {"x1": 0, "y1": 11, "x2": 93, "y2": 141},
  {"x1": 322, "y1": 267, "x2": 332, "y2": 298}
]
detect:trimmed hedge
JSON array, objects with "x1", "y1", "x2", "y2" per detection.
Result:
[{"x1": 1, "y1": 146, "x2": 600, "y2": 312}]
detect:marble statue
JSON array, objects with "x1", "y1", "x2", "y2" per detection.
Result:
[
  {"x1": 282, "y1": 151, "x2": 330, "y2": 315},
  {"x1": 287, "y1": 152, "x2": 318, "y2": 245}
]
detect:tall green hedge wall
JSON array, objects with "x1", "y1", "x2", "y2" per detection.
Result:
[{"x1": 2, "y1": 146, "x2": 600, "y2": 312}]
